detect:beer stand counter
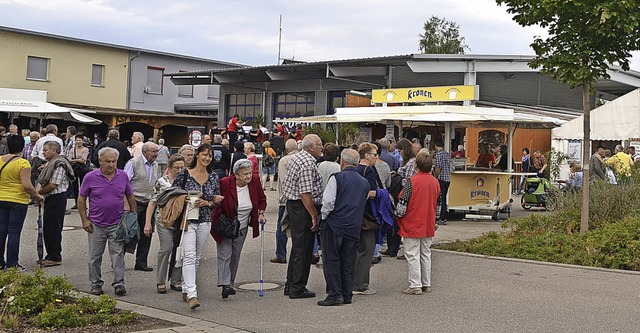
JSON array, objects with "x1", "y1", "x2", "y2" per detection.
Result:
[{"x1": 275, "y1": 105, "x2": 563, "y2": 220}]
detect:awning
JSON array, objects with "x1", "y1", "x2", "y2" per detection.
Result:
[
  {"x1": 276, "y1": 105, "x2": 565, "y2": 129},
  {"x1": 0, "y1": 88, "x2": 102, "y2": 125}
]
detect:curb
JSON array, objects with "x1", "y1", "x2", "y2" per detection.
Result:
[
  {"x1": 101, "y1": 293, "x2": 251, "y2": 333},
  {"x1": 433, "y1": 248, "x2": 640, "y2": 276}
]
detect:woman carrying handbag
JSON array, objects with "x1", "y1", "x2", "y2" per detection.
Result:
[{"x1": 211, "y1": 159, "x2": 267, "y2": 299}]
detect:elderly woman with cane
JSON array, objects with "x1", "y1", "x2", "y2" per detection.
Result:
[{"x1": 211, "y1": 159, "x2": 267, "y2": 299}]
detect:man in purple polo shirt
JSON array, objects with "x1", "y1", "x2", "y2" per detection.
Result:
[{"x1": 78, "y1": 147, "x2": 137, "y2": 296}]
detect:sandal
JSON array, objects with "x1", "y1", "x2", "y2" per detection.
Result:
[
  {"x1": 157, "y1": 283, "x2": 167, "y2": 294},
  {"x1": 170, "y1": 283, "x2": 182, "y2": 291}
]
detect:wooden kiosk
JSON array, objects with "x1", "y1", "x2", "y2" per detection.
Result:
[{"x1": 277, "y1": 104, "x2": 563, "y2": 220}]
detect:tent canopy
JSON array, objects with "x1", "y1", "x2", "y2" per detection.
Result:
[
  {"x1": 0, "y1": 88, "x2": 102, "y2": 125},
  {"x1": 552, "y1": 89, "x2": 640, "y2": 140},
  {"x1": 276, "y1": 105, "x2": 565, "y2": 128}
]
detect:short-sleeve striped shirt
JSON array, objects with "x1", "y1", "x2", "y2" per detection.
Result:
[{"x1": 282, "y1": 150, "x2": 323, "y2": 205}]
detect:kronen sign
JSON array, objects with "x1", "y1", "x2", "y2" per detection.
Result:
[{"x1": 372, "y1": 85, "x2": 478, "y2": 103}]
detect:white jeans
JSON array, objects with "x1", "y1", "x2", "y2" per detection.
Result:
[
  {"x1": 403, "y1": 237, "x2": 432, "y2": 288},
  {"x1": 181, "y1": 222, "x2": 211, "y2": 299}
]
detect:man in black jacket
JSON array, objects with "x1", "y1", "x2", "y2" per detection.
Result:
[
  {"x1": 210, "y1": 134, "x2": 231, "y2": 180},
  {"x1": 92, "y1": 129, "x2": 131, "y2": 169}
]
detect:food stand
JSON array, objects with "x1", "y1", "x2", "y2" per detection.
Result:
[{"x1": 276, "y1": 104, "x2": 563, "y2": 219}]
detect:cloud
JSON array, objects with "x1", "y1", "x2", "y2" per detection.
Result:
[{"x1": 0, "y1": 0, "x2": 638, "y2": 72}]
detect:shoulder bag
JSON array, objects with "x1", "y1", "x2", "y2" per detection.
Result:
[
  {"x1": 0, "y1": 155, "x2": 19, "y2": 177},
  {"x1": 360, "y1": 166, "x2": 380, "y2": 231},
  {"x1": 214, "y1": 193, "x2": 241, "y2": 239}
]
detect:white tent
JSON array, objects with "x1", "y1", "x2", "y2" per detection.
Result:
[
  {"x1": 0, "y1": 88, "x2": 102, "y2": 125},
  {"x1": 552, "y1": 89, "x2": 640, "y2": 140}
]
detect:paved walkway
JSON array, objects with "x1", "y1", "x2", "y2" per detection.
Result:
[{"x1": 17, "y1": 192, "x2": 638, "y2": 333}]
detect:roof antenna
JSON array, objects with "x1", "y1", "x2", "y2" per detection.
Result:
[{"x1": 277, "y1": 14, "x2": 283, "y2": 65}]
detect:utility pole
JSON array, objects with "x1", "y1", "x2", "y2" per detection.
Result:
[{"x1": 277, "y1": 14, "x2": 283, "y2": 65}]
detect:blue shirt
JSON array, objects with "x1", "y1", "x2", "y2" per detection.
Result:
[{"x1": 435, "y1": 149, "x2": 451, "y2": 182}]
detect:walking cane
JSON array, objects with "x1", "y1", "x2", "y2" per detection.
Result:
[{"x1": 259, "y1": 218, "x2": 265, "y2": 297}]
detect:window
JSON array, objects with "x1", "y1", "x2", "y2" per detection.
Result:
[
  {"x1": 145, "y1": 66, "x2": 164, "y2": 94},
  {"x1": 91, "y1": 64, "x2": 104, "y2": 86},
  {"x1": 177, "y1": 70, "x2": 193, "y2": 97},
  {"x1": 225, "y1": 93, "x2": 262, "y2": 119},
  {"x1": 273, "y1": 92, "x2": 315, "y2": 119},
  {"x1": 328, "y1": 91, "x2": 346, "y2": 114},
  {"x1": 26, "y1": 56, "x2": 49, "y2": 81},
  {"x1": 207, "y1": 85, "x2": 220, "y2": 100}
]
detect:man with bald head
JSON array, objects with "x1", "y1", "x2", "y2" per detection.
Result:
[
  {"x1": 124, "y1": 142, "x2": 160, "y2": 271},
  {"x1": 317, "y1": 148, "x2": 370, "y2": 306},
  {"x1": 282, "y1": 134, "x2": 323, "y2": 299}
]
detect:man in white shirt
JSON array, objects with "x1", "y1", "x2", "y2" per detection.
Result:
[
  {"x1": 31, "y1": 124, "x2": 64, "y2": 161},
  {"x1": 130, "y1": 132, "x2": 144, "y2": 158}
]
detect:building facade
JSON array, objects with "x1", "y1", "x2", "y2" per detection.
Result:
[{"x1": 0, "y1": 26, "x2": 242, "y2": 147}]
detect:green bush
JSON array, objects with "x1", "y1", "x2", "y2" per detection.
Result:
[
  {"x1": 439, "y1": 180, "x2": 640, "y2": 271},
  {"x1": 0, "y1": 270, "x2": 139, "y2": 330}
]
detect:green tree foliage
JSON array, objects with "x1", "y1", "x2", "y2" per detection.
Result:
[
  {"x1": 418, "y1": 16, "x2": 469, "y2": 54},
  {"x1": 496, "y1": 0, "x2": 640, "y2": 233}
]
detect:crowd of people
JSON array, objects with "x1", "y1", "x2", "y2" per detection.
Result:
[{"x1": 0, "y1": 121, "x2": 450, "y2": 310}]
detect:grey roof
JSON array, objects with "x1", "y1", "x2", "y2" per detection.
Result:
[
  {"x1": 165, "y1": 54, "x2": 414, "y2": 76},
  {"x1": 165, "y1": 53, "x2": 640, "y2": 97},
  {"x1": 0, "y1": 25, "x2": 243, "y2": 67}
]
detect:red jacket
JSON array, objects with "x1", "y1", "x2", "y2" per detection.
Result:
[
  {"x1": 210, "y1": 174, "x2": 267, "y2": 243},
  {"x1": 398, "y1": 172, "x2": 440, "y2": 238}
]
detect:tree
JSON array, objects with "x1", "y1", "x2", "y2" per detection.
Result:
[
  {"x1": 496, "y1": 0, "x2": 640, "y2": 234},
  {"x1": 419, "y1": 16, "x2": 469, "y2": 54}
]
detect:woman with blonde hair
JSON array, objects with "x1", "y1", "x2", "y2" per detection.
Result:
[
  {"x1": 243, "y1": 142, "x2": 259, "y2": 177},
  {"x1": 144, "y1": 154, "x2": 186, "y2": 294},
  {"x1": 261, "y1": 141, "x2": 277, "y2": 191}
]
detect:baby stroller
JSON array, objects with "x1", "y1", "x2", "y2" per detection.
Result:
[{"x1": 520, "y1": 177, "x2": 559, "y2": 211}]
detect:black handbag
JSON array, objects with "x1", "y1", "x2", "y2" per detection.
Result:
[{"x1": 214, "y1": 195, "x2": 241, "y2": 239}]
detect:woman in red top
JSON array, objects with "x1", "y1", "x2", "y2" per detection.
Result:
[
  {"x1": 227, "y1": 114, "x2": 245, "y2": 146},
  {"x1": 396, "y1": 150, "x2": 440, "y2": 295},
  {"x1": 210, "y1": 159, "x2": 267, "y2": 299}
]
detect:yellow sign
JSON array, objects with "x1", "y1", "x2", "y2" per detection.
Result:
[{"x1": 371, "y1": 85, "x2": 478, "y2": 103}]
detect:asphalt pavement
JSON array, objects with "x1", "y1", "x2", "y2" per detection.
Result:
[{"x1": 15, "y1": 192, "x2": 640, "y2": 333}]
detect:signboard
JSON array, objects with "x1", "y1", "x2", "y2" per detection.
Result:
[
  {"x1": 188, "y1": 126, "x2": 205, "y2": 147},
  {"x1": 371, "y1": 85, "x2": 478, "y2": 104},
  {"x1": 567, "y1": 140, "x2": 581, "y2": 162}
]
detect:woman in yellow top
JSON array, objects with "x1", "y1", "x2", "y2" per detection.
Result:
[{"x1": 0, "y1": 135, "x2": 44, "y2": 269}]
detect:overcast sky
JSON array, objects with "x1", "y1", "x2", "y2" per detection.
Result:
[{"x1": 1, "y1": 0, "x2": 639, "y2": 70}]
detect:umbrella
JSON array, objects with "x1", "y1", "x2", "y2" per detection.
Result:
[
  {"x1": 37, "y1": 204, "x2": 43, "y2": 268},
  {"x1": 259, "y1": 218, "x2": 265, "y2": 297}
]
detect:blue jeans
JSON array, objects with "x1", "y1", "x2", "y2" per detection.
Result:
[
  {"x1": 0, "y1": 201, "x2": 28, "y2": 269},
  {"x1": 275, "y1": 205, "x2": 288, "y2": 260}
]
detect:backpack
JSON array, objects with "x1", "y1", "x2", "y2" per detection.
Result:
[
  {"x1": 387, "y1": 173, "x2": 404, "y2": 205},
  {"x1": 263, "y1": 148, "x2": 275, "y2": 167}
]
